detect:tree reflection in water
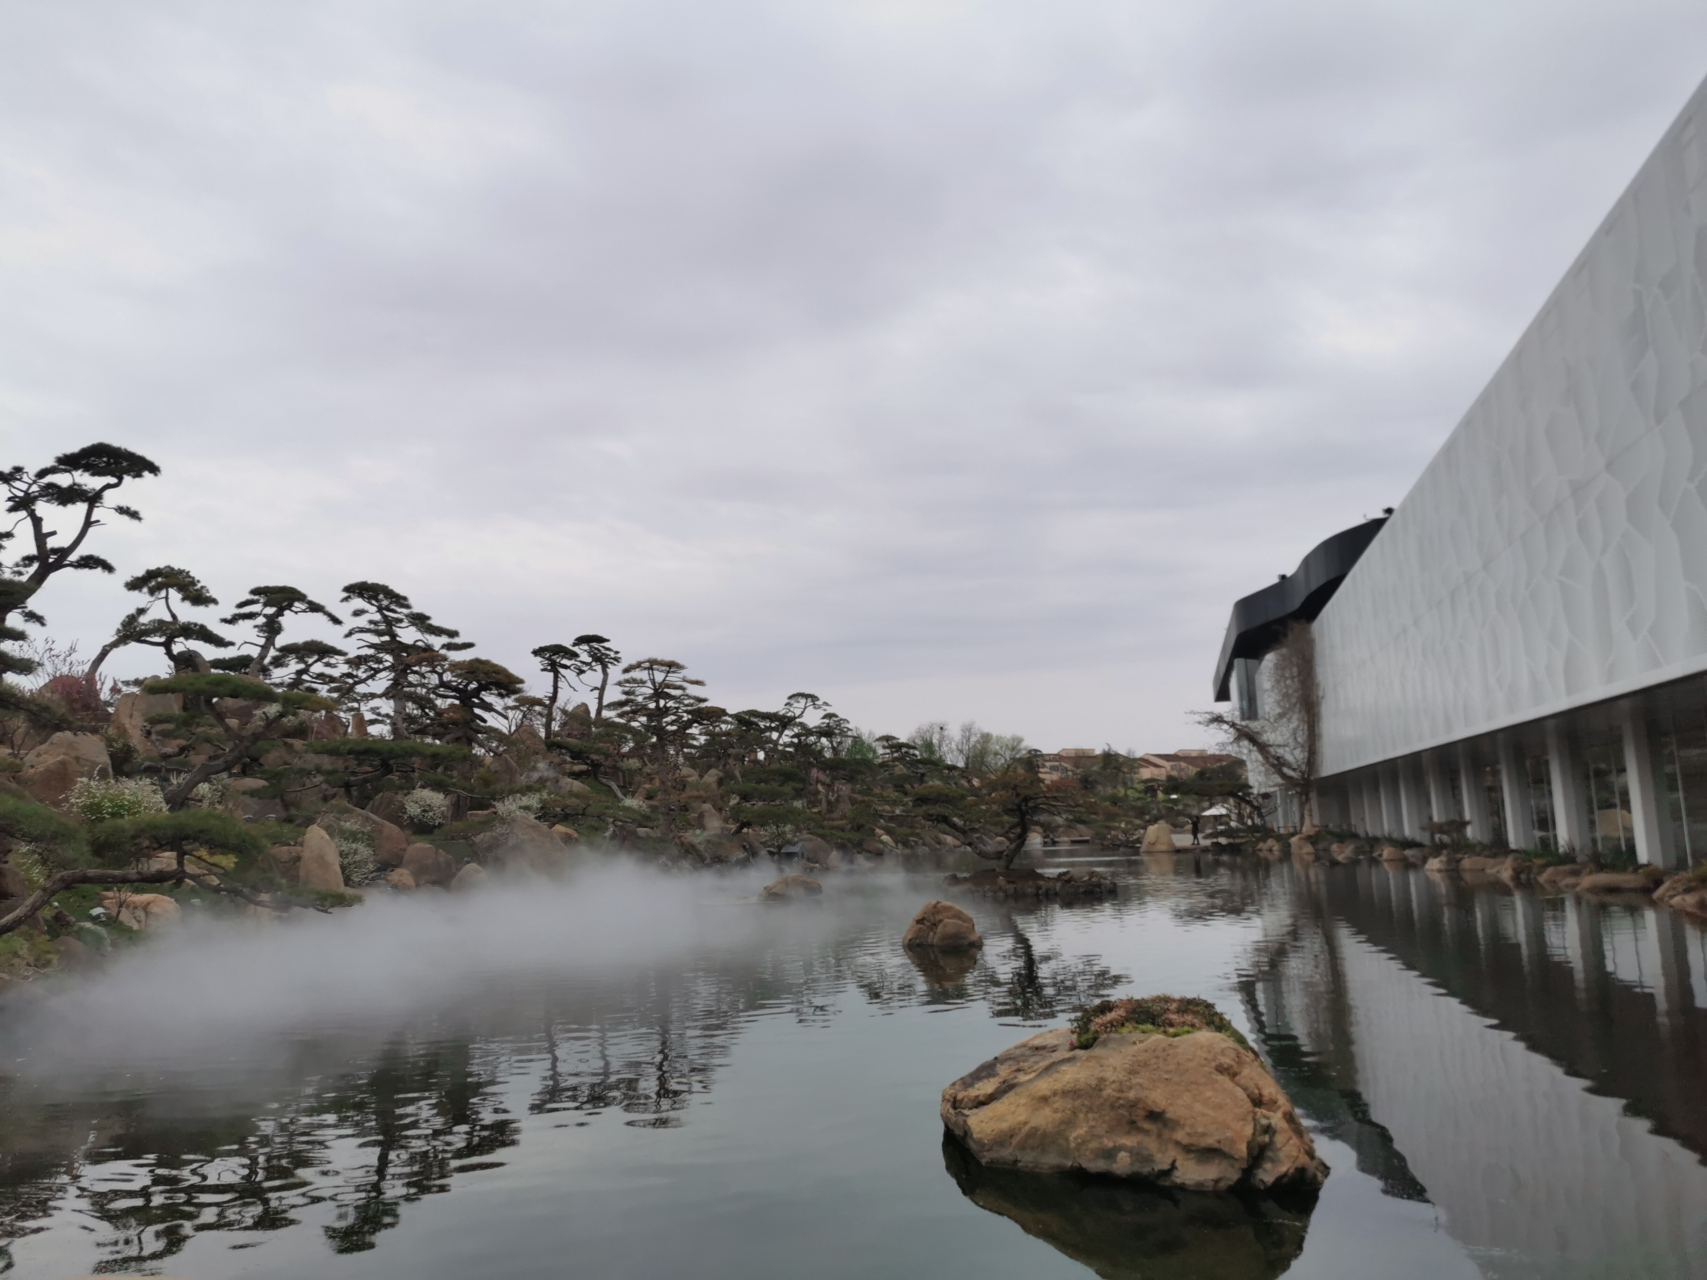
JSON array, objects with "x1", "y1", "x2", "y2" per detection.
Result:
[{"x1": 0, "y1": 898, "x2": 1131, "y2": 1271}]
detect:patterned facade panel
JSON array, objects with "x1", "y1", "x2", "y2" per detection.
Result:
[{"x1": 1316, "y1": 75, "x2": 1707, "y2": 776}]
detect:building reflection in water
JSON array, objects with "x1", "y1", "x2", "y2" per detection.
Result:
[{"x1": 1241, "y1": 860, "x2": 1707, "y2": 1279}]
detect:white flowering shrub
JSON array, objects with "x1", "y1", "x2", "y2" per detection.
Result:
[
  {"x1": 190, "y1": 777, "x2": 227, "y2": 808},
  {"x1": 10, "y1": 843, "x2": 48, "y2": 890},
  {"x1": 494, "y1": 792, "x2": 544, "y2": 820},
  {"x1": 402, "y1": 788, "x2": 450, "y2": 829},
  {"x1": 330, "y1": 827, "x2": 379, "y2": 887},
  {"x1": 67, "y1": 777, "x2": 168, "y2": 822}
]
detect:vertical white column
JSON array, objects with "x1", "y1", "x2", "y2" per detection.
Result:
[
  {"x1": 1372, "y1": 771, "x2": 1399, "y2": 843},
  {"x1": 1498, "y1": 734, "x2": 1534, "y2": 850},
  {"x1": 1546, "y1": 720, "x2": 1592, "y2": 857},
  {"x1": 1620, "y1": 700, "x2": 1674, "y2": 868},
  {"x1": 1398, "y1": 758, "x2": 1428, "y2": 840},
  {"x1": 1424, "y1": 753, "x2": 1452, "y2": 825},
  {"x1": 1459, "y1": 742, "x2": 1493, "y2": 842}
]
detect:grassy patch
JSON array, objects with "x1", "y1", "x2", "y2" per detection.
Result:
[{"x1": 1071, "y1": 994, "x2": 1248, "y2": 1051}]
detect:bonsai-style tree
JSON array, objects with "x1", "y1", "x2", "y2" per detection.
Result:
[
  {"x1": 86, "y1": 565, "x2": 234, "y2": 681},
  {"x1": 266, "y1": 639, "x2": 350, "y2": 693},
  {"x1": 607, "y1": 657, "x2": 707, "y2": 835},
  {"x1": 0, "y1": 799, "x2": 278, "y2": 939},
  {"x1": 421, "y1": 658, "x2": 527, "y2": 747},
  {"x1": 140, "y1": 672, "x2": 332, "y2": 809},
  {"x1": 531, "y1": 642, "x2": 583, "y2": 737},
  {"x1": 571, "y1": 634, "x2": 620, "y2": 722},
  {"x1": 339, "y1": 581, "x2": 471, "y2": 738},
  {"x1": 0, "y1": 443, "x2": 159, "y2": 630},
  {"x1": 0, "y1": 444, "x2": 158, "y2": 723},
  {"x1": 221, "y1": 585, "x2": 342, "y2": 677}
]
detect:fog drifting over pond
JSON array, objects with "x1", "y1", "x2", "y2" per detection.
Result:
[
  {"x1": 0, "y1": 864, "x2": 853, "y2": 1081},
  {"x1": 3, "y1": 1, "x2": 1707, "y2": 745}
]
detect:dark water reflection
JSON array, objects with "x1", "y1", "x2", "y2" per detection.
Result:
[
  {"x1": 943, "y1": 1135, "x2": 1313, "y2": 1280},
  {"x1": 1, "y1": 857, "x2": 1706, "y2": 1277}
]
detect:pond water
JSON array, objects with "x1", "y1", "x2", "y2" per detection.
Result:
[{"x1": 3, "y1": 852, "x2": 1707, "y2": 1279}]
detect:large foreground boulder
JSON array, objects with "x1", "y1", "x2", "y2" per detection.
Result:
[
  {"x1": 941, "y1": 998, "x2": 1326, "y2": 1194},
  {"x1": 904, "y1": 900, "x2": 982, "y2": 951}
]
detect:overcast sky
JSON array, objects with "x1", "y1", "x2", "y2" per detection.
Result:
[{"x1": 3, "y1": 1, "x2": 1706, "y2": 751}]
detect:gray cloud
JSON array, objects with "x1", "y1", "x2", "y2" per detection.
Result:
[{"x1": 3, "y1": 0, "x2": 1706, "y2": 748}]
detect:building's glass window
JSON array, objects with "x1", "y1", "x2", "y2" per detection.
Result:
[
  {"x1": 1484, "y1": 762, "x2": 1508, "y2": 847},
  {"x1": 1526, "y1": 754, "x2": 1555, "y2": 851},
  {"x1": 1581, "y1": 735, "x2": 1634, "y2": 858},
  {"x1": 1234, "y1": 658, "x2": 1261, "y2": 721},
  {"x1": 1652, "y1": 710, "x2": 1707, "y2": 867}
]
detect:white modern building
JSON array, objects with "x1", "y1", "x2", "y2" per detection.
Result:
[{"x1": 1215, "y1": 74, "x2": 1707, "y2": 866}]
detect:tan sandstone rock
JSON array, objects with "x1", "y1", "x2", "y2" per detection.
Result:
[
  {"x1": 1378, "y1": 844, "x2": 1408, "y2": 863},
  {"x1": 298, "y1": 826, "x2": 345, "y2": 891},
  {"x1": 903, "y1": 900, "x2": 983, "y2": 951},
  {"x1": 1288, "y1": 834, "x2": 1316, "y2": 859},
  {"x1": 97, "y1": 892, "x2": 181, "y2": 931},
  {"x1": 110, "y1": 691, "x2": 181, "y2": 757},
  {"x1": 451, "y1": 862, "x2": 487, "y2": 893},
  {"x1": 385, "y1": 868, "x2": 417, "y2": 891},
  {"x1": 941, "y1": 1027, "x2": 1327, "y2": 1193},
  {"x1": 474, "y1": 813, "x2": 574, "y2": 875},
  {"x1": 1141, "y1": 821, "x2": 1177, "y2": 852},
  {"x1": 401, "y1": 842, "x2": 456, "y2": 887}
]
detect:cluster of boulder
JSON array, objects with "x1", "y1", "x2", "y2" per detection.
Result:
[{"x1": 1257, "y1": 831, "x2": 1707, "y2": 919}]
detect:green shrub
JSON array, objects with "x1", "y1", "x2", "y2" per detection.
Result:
[{"x1": 1070, "y1": 995, "x2": 1247, "y2": 1051}]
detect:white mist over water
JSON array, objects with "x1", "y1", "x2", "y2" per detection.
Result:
[{"x1": 0, "y1": 859, "x2": 920, "y2": 1084}]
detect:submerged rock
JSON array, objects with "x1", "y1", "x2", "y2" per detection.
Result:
[
  {"x1": 907, "y1": 945, "x2": 980, "y2": 989},
  {"x1": 761, "y1": 874, "x2": 822, "y2": 902},
  {"x1": 941, "y1": 1002, "x2": 1326, "y2": 1194},
  {"x1": 903, "y1": 900, "x2": 982, "y2": 951},
  {"x1": 1536, "y1": 862, "x2": 1585, "y2": 889},
  {"x1": 1575, "y1": 866, "x2": 1666, "y2": 895},
  {"x1": 943, "y1": 1136, "x2": 1312, "y2": 1280}
]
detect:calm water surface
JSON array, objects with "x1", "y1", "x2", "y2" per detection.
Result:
[{"x1": 2, "y1": 853, "x2": 1706, "y2": 1279}]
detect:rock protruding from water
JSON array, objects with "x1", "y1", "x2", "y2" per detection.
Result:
[
  {"x1": 1141, "y1": 821, "x2": 1176, "y2": 852},
  {"x1": 903, "y1": 900, "x2": 982, "y2": 951},
  {"x1": 940, "y1": 1000, "x2": 1327, "y2": 1194},
  {"x1": 761, "y1": 874, "x2": 822, "y2": 902}
]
